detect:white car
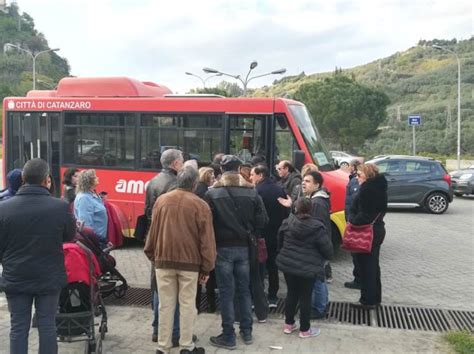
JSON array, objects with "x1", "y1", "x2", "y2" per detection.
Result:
[{"x1": 330, "y1": 151, "x2": 362, "y2": 167}]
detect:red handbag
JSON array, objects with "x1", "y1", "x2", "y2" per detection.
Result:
[{"x1": 342, "y1": 214, "x2": 381, "y2": 253}]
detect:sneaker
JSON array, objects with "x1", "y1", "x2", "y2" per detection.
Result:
[
  {"x1": 299, "y1": 327, "x2": 321, "y2": 338},
  {"x1": 258, "y1": 318, "x2": 267, "y2": 323},
  {"x1": 209, "y1": 334, "x2": 237, "y2": 350},
  {"x1": 240, "y1": 331, "x2": 253, "y2": 345},
  {"x1": 283, "y1": 323, "x2": 298, "y2": 334},
  {"x1": 326, "y1": 276, "x2": 333, "y2": 284},
  {"x1": 179, "y1": 348, "x2": 205, "y2": 354},
  {"x1": 268, "y1": 297, "x2": 278, "y2": 309}
]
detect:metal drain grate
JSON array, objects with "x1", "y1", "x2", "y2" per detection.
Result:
[
  {"x1": 103, "y1": 287, "x2": 151, "y2": 307},
  {"x1": 105, "y1": 287, "x2": 473, "y2": 333}
]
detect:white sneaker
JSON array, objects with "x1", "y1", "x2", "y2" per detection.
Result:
[{"x1": 299, "y1": 327, "x2": 321, "y2": 338}]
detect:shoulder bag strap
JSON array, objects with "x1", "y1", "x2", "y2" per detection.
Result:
[
  {"x1": 370, "y1": 212, "x2": 382, "y2": 225},
  {"x1": 224, "y1": 187, "x2": 252, "y2": 236}
]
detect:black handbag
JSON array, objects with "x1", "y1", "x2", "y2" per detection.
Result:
[
  {"x1": 134, "y1": 214, "x2": 149, "y2": 241},
  {"x1": 223, "y1": 188, "x2": 258, "y2": 256}
]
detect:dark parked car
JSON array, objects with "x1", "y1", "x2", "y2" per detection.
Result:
[
  {"x1": 367, "y1": 155, "x2": 453, "y2": 214},
  {"x1": 449, "y1": 167, "x2": 474, "y2": 197}
]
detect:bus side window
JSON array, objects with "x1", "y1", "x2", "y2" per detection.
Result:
[
  {"x1": 274, "y1": 113, "x2": 297, "y2": 163},
  {"x1": 63, "y1": 113, "x2": 135, "y2": 168},
  {"x1": 139, "y1": 114, "x2": 223, "y2": 169}
]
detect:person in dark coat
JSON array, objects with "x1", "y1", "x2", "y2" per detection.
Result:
[
  {"x1": 205, "y1": 155, "x2": 268, "y2": 350},
  {"x1": 195, "y1": 167, "x2": 216, "y2": 199},
  {"x1": 62, "y1": 167, "x2": 79, "y2": 205},
  {"x1": 276, "y1": 198, "x2": 333, "y2": 338},
  {"x1": 344, "y1": 159, "x2": 362, "y2": 290},
  {"x1": 276, "y1": 160, "x2": 301, "y2": 199},
  {"x1": 0, "y1": 158, "x2": 76, "y2": 354},
  {"x1": 0, "y1": 168, "x2": 23, "y2": 201},
  {"x1": 277, "y1": 170, "x2": 333, "y2": 317},
  {"x1": 250, "y1": 164, "x2": 288, "y2": 307},
  {"x1": 349, "y1": 163, "x2": 388, "y2": 309},
  {"x1": 194, "y1": 166, "x2": 217, "y2": 313}
]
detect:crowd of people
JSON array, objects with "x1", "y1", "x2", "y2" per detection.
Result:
[
  {"x1": 141, "y1": 150, "x2": 388, "y2": 354},
  {"x1": 0, "y1": 151, "x2": 388, "y2": 354}
]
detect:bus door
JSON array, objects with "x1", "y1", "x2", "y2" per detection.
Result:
[
  {"x1": 228, "y1": 115, "x2": 269, "y2": 164},
  {"x1": 6, "y1": 111, "x2": 61, "y2": 195}
]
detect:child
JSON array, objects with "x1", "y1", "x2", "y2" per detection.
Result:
[{"x1": 276, "y1": 198, "x2": 333, "y2": 338}]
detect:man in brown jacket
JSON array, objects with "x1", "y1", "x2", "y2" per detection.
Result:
[{"x1": 144, "y1": 166, "x2": 216, "y2": 354}]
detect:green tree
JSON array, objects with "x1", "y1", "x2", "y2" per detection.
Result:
[{"x1": 293, "y1": 75, "x2": 390, "y2": 151}]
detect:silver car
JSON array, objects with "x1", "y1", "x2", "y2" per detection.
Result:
[{"x1": 450, "y1": 167, "x2": 474, "y2": 197}]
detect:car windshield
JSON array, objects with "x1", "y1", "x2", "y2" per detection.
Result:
[{"x1": 288, "y1": 104, "x2": 334, "y2": 171}]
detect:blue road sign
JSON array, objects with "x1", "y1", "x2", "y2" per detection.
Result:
[{"x1": 408, "y1": 115, "x2": 422, "y2": 126}]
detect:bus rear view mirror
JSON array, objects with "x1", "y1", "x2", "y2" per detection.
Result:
[{"x1": 293, "y1": 150, "x2": 305, "y2": 172}]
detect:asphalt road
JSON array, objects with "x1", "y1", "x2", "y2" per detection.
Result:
[{"x1": 111, "y1": 196, "x2": 474, "y2": 311}]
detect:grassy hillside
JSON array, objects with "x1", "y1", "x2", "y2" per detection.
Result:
[{"x1": 253, "y1": 38, "x2": 474, "y2": 157}]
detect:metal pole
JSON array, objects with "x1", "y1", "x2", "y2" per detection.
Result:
[
  {"x1": 32, "y1": 55, "x2": 36, "y2": 90},
  {"x1": 456, "y1": 54, "x2": 461, "y2": 169},
  {"x1": 412, "y1": 125, "x2": 416, "y2": 155},
  {"x1": 432, "y1": 45, "x2": 461, "y2": 169}
]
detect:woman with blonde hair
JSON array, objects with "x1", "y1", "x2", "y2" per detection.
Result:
[
  {"x1": 74, "y1": 169, "x2": 108, "y2": 245},
  {"x1": 349, "y1": 163, "x2": 387, "y2": 309},
  {"x1": 195, "y1": 167, "x2": 216, "y2": 198}
]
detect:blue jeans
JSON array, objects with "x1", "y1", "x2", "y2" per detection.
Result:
[
  {"x1": 311, "y1": 279, "x2": 328, "y2": 315},
  {"x1": 152, "y1": 290, "x2": 180, "y2": 339},
  {"x1": 215, "y1": 247, "x2": 252, "y2": 341},
  {"x1": 6, "y1": 291, "x2": 60, "y2": 354}
]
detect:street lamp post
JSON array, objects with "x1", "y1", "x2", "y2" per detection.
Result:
[
  {"x1": 4, "y1": 43, "x2": 60, "y2": 90},
  {"x1": 203, "y1": 61, "x2": 286, "y2": 96},
  {"x1": 433, "y1": 45, "x2": 461, "y2": 169},
  {"x1": 185, "y1": 72, "x2": 223, "y2": 88}
]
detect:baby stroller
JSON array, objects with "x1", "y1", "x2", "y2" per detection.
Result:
[
  {"x1": 57, "y1": 241, "x2": 108, "y2": 354},
  {"x1": 75, "y1": 223, "x2": 129, "y2": 299}
]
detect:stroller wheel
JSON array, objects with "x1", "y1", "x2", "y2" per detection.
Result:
[
  {"x1": 96, "y1": 337, "x2": 103, "y2": 354},
  {"x1": 85, "y1": 340, "x2": 95, "y2": 354},
  {"x1": 113, "y1": 285, "x2": 127, "y2": 299},
  {"x1": 100, "y1": 322, "x2": 107, "y2": 340}
]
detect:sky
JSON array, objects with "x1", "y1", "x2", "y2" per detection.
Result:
[{"x1": 10, "y1": 0, "x2": 474, "y2": 94}]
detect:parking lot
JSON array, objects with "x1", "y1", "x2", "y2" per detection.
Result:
[
  {"x1": 0, "y1": 191, "x2": 471, "y2": 353},
  {"x1": 112, "y1": 196, "x2": 474, "y2": 311}
]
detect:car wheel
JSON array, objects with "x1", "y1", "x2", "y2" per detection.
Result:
[
  {"x1": 340, "y1": 161, "x2": 349, "y2": 167},
  {"x1": 454, "y1": 192, "x2": 464, "y2": 197},
  {"x1": 425, "y1": 192, "x2": 449, "y2": 214}
]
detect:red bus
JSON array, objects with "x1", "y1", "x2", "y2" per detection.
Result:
[{"x1": 2, "y1": 77, "x2": 348, "y2": 244}]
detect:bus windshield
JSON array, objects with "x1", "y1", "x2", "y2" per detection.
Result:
[{"x1": 288, "y1": 104, "x2": 334, "y2": 171}]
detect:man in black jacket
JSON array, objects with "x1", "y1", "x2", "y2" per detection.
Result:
[
  {"x1": 205, "y1": 155, "x2": 268, "y2": 350},
  {"x1": 250, "y1": 164, "x2": 288, "y2": 307},
  {"x1": 0, "y1": 158, "x2": 76, "y2": 354},
  {"x1": 344, "y1": 159, "x2": 362, "y2": 290}
]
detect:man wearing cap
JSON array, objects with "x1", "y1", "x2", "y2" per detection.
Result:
[{"x1": 205, "y1": 155, "x2": 268, "y2": 349}]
